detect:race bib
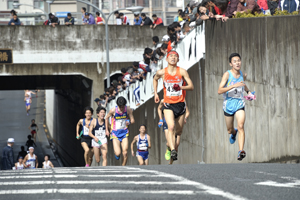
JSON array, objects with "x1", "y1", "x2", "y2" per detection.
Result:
[
  {"x1": 228, "y1": 87, "x2": 243, "y2": 98},
  {"x1": 139, "y1": 143, "x2": 147, "y2": 151},
  {"x1": 83, "y1": 126, "x2": 89, "y2": 136},
  {"x1": 95, "y1": 129, "x2": 105, "y2": 138},
  {"x1": 165, "y1": 82, "x2": 182, "y2": 97},
  {"x1": 115, "y1": 119, "x2": 126, "y2": 129}
]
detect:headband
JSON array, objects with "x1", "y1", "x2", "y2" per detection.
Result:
[{"x1": 167, "y1": 51, "x2": 179, "y2": 58}]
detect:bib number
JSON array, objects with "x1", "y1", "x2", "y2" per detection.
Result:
[
  {"x1": 165, "y1": 83, "x2": 182, "y2": 97},
  {"x1": 83, "y1": 126, "x2": 89, "y2": 136},
  {"x1": 95, "y1": 129, "x2": 105, "y2": 138},
  {"x1": 116, "y1": 120, "x2": 126, "y2": 129},
  {"x1": 139, "y1": 143, "x2": 147, "y2": 151},
  {"x1": 228, "y1": 87, "x2": 243, "y2": 98}
]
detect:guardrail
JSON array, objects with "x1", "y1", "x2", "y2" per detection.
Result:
[{"x1": 106, "y1": 23, "x2": 206, "y2": 111}]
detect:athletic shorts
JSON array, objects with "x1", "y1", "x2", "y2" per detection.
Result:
[
  {"x1": 163, "y1": 121, "x2": 168, "y2": 131},
  {"x1": 81, "y1": 137, "x2": 92, "y2": 148},
  {"x1": 110, "y1": 129, "x2": 129, "y2": 142},
  {"x1": 136, "y1": 151, "x2": 149, "y2": 160},
  {"x1": 26, "y1": 103, "x2": 30, "y2": 106},
  {"x1": 163, "y1": 102, "x2": 186, "y2": 119},
  {"x1": 224, "y1": 107, "x2": 245, "y2": 117},
  {"x1": 91, "y1": 137, "x2": 107, "y2": 148},
  {"x1": 31, "y1": 130, "x2": 36, "y2": 135}
]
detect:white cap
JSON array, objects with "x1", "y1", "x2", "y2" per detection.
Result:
[
  {"x1": 29, "y1": 147, "x2": 34, "y2": 150},
  {"x1": 7, "y1": 138, "x2": 14, "y2": 143},
  {"x1": 162, "y1": 35, "x2": 170, "y2": 42}
]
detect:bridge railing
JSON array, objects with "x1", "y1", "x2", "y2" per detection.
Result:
[{"x1": 106, "y1": 23, "x2": 206, "y2": 111}]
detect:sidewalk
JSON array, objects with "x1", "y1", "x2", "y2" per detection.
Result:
[{"x1": 0, "y1": 90, "x2": 62, "y2": 169}]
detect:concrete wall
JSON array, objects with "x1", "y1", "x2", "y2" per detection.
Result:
[
  {"x1": 204, "y1": 15, "x2": 300, "y2": 163},
  {"x1": 0, "y1": 25, "x2": 167, "y2": 63},
  {"x1": 46, "y1": 90, "x2": 55, "y2": 138}
]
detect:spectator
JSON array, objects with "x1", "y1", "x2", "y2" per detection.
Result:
[
  {"x1": 268, "y1": 0, "x2": 279, "y2": 15},
  {"x1": 18, "y1": 146, "x2": 27, "y2": 160},
  {"x1": 26, "y1": 135, "x2": 36, "y2": 150},
  {"x1": 257, "y1": 0, "x2": 269, "y2": 10},
  {"x1": 105, "y1": 88, "x2": 110, "y2": 95},
  {"x1": 95, "y1": 12, "x2": 105, "y2": 24},
  {"x1": 150, "y1": 14, "x2": 164, "y2": 29},
  {"x1": 48, "y1": 13, "x2": 60, "y2": 27},
  {"x1": 84, "y1": 12, "x2": 96, "y2": 25},
  {"x1": 160, "y1": 43, "x2": 168, "y2": 55},
  {"x1": 121, "y1": 68, "x2": 132, "y2": 86},
  {"x1": 94, "y1": 98, "x2": 101, "y2": 107},
  {"x1": 236, "y1": 0, "x2": 262, "y2": 14},
  {"x1": 279, "y1": 0, "x2": 299, "y2": 13},
  {"x1": 65, "y1": 13, "x2": 74, "y2": 26},
  {"x1": 119, "y1": 13, "x2": 131, "y2": 25},
  {"x1": 219, "y1": 0, "x2": 240, "y2": 21},
  {"x1": 198, "y1": 2, "x2": 217, "y2": 21},
  {"x1": 133, "y1": 13, "x2": 143, "y2": 25},
  {"x1": 114, "y1": 11, "x2": 122, "y2": 25},
  {"x1": 1, "y1": 138, "x2": 15, "y2": 170},
  {"x1": 81, "y1": 7, "x2": 86, "y2": 22},
  {"x1": 10, "y1": 9, "x2": 16, "y2": 19},
  {"x1": 174, "y1": 9, "x2": 183, "y2": 22},
  {"x1": 143, "y1": 48, "x2": 154, "y2": 68},
  {"x1": 162, "y1": 35, "x2": 170, "y2": 45},
  {"x1": 99, "y1": 95, "x2": 108, "y2": 107},
  {"x1": 8, "y1": 14, "x2": 21, "y2": 26},
  {"x1": 152, "y1": 36, "x2": 162, "y2": 49},
  {"x1": 141, "y1": 13, "x2": 153, "y2": 26},
  {"x1": 181, "y1": 21, "x2": 191, "y2": 38}
]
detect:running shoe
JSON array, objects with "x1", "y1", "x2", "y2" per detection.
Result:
[
  {"x1": 237, "y1": 150, "x2": 246, "y2": 161},
  {"x1": 171, "y1": 150, "x2": 177, "y2": 161},
  {"x1": 85, "y1": 164, "x2": 89, "y2": 167},
  {"x1": 115, "y1": 155, "x2": 120, "y2": 160},
  {"x1": 165, "y1": 148, "x2": 171, "y2": 161},
  {"x1": 27, "y1": 113, "x2": 29, "y2": 116},
  {"x1": 229, "y1": 128, "x2": 238, "y2": 144}
]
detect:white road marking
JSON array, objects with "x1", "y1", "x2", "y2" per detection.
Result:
[
  {"x1": 255, "y1": 180, "x2": 300, "y2": 188},
  {"x1": 0, "y1": 170, "x2": 142, "y2": 175},
  {"x1": 0, "y1": 189, "x2": 199, "y2": 195}
]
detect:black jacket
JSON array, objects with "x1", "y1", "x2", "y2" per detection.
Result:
[
  {"x1": 2, "y1": 145, "x2": 14, "y2": 170},
  {"x1": 143, "y1": 17, "x2": 153, "y2": 25}
]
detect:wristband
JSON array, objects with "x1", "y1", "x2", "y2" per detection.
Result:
[
  {"x1": 126, "y1": 119, "x2": 130, "y2": 125},
  {"x1": 76, "y1": 136, "x2": 80, "y2": 139},
  {"x1": 158, "y1": 119, "x2": 163, "y2": 128}
]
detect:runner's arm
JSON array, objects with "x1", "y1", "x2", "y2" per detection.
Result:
[
  {"x1": 131, "y1": 136, "x2": 137, "y2": 156},
  {"x1": 105, "y1": 107, "x2": 115, "y2": 133},
  {"x1": 180, "y1": 69, "x2": 194, "y2": 91},
  {"x1": 153, "y1": 69, "x2": 164, "y2": 103},
  {"x1": 127, "y1": 107, "x2": 135, "y2": 125},
  {"x1": 49, "y1": 161, "x2": 54, "y2": 168},
  {"x1": 243, "y1": 73, "x2": 251, "y2": 94},
  {"x1": 185, "y1": 105, "x2": 190, "y2": 119},
  {"x1": 148, "y1": 135, "x2": 151, "y2": 149},
  {"x1": 42, "y1": 162, "x2": 44, "y2": 168},
  {"x1": 157, "y1": 100, "x2": 164, "y2": 120},
  {"x1": 218, "y1": 72, "x2": 246, "y2": 94},
  {"x1": 15, "y1": 162, "x2": 18, "y2": 168},
  {"x1": 88, "y1": 119, "x2": 97, "y2": 141},
  {"x1": 76, "y1": 119, "x2": 82, "y2": 138},
  {"x1": 23, "y1": 155, "x2": 28, "y2": 167},
  {"x1": 35, "y1": 156, "x2": 38, "y2": 168},
  {"x1": 30, "y1": 91, "x2": 36, "y2": 95},
  {"x1": 28, "y1": 125, "x2": 32, "y2": 131}
]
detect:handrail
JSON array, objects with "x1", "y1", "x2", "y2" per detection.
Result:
[{"x1": 106, "y1": 23, "x2": 206, "y2": 111}]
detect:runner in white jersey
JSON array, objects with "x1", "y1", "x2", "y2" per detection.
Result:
[
  {"x1": 24, "y1": 95, "x2": 31, "y2": 116},
  {"x1": 76, "y1": 107, "x2": 94, "y2": 167},
  {"x1": 88, "y1": 107, "x2": 108, "y2": 166},
  {"x1": 23, "y1": 147, "x2": 38, "y2": 169},
  {"x1": 24, "y1": 90, "x2": 36, "y2": 99},
  {"x1": 15, "y1": 157, "x2": 24, "y2": 170},
  {"x1": 42, "y1": 154, "x2": 54, "y2": 169},
  {"x1": 218, "y1": 53, "x2": 256, "y2": 161}
]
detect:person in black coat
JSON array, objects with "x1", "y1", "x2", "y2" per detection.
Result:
[{"x1": 2, "y1": 138, "x2": 15, "y2": 170}]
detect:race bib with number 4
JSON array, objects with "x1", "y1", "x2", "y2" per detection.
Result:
[{"x1": 165, "y1": 83, "x2": 182, "y2": 97}]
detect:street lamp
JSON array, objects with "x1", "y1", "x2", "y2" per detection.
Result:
[
  {"x1": 77, "y1": 0, "x2": 143, "y2": 88},
  {"x1": 46, "y1": 0, "x2": 54, "y2": 13},
  {"x1": 13, "y1": 3, "x2": 47, "y2": 15}
]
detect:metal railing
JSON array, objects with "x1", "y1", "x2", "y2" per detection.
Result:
[{"x1": 106, "y1": 23, "x2": 206, "y2": 111}]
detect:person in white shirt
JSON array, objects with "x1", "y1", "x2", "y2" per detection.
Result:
[{"x1": 42, "y1": 154, "x2": 54, "y2": 169}]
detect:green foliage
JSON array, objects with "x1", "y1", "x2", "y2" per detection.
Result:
[{"x1": 233, "y1": 9, "x2": 299, "y2": 18}]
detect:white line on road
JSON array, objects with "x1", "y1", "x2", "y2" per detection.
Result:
[
  {"x1": 0, "y1": 189, "x2": 199, "y2": 195},
  {"x1": 255, "y1": 180, "x2": 300, "y2": 188}
]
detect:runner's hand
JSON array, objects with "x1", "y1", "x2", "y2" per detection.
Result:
[
  {"x1": 126, "y1": 120, "x2": 130, "y2": 126},
  {"x1": 154, "y1": 93, "x2": 160, "y2": 103},
  {"x1": 184, "y1": 118, "x2": 187, "y2": 124},
  {"x1": 94, "y1": 138, "x2": 99, "y2": 143},
  {"x1": 158, "y1": 121, "x2": 163, "y2": 127},
  {"x1": 76, "y1": 134, "x2": 80, "y2": 140},
  {"x1": 233, "y1": 81, "x2": 245, "y2": 88},
  {"x1": 132, "y1": 151, "x2": 135, "y2": 157},
  {"x1": 106, "y1": 130, "x2": 110, "y2": 137}
]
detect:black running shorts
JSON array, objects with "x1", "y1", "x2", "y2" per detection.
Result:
[
  {"x1": 163, "y1": 102, "x2": 186, "y2": 119},
  {"x1": 81, "y1": 137, "x2": 92, "y2": 148}
]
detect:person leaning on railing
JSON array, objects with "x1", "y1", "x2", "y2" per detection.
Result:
[
  {"x1": 65, "y1": 13, "x2": 74, "y2": 26},
  {"x1": 8, "y1": 14, "x2": 21, "y2": 26}
]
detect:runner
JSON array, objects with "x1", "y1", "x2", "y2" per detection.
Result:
[
  {"x1": 130, "y1": 124, "x2": 151, "y2": 165},
  {"x1": 25, "y1": 135, "x2": 36, "y2": 150},
  {"x1": 42, "y1": 154, "x2": 54, "y2": 169},
  {"x1": 28, "y1": 119, "x2": 39, "y2": 143},
  {"x1": 158, "y1": 99, "x2": 190, "y2": 164},
  {"x1": 24, "y1": 95, "x2": 31, "y2": 116},
  {"x1": 76, "y1": 107, "x2": 94, "y2": 167},
  {"x1": 105, "y1": 96, "x2": 135, "y2": 166},
  {"x1": 23, "y1": 147, "x2": 38, "y2": 169},
  {"x1": 24, "y1": 90, "x2": 36, "y2": 99},
  {"x1": 15, "y1": 157, "x2": 24, "y2": 170},
  {"x1": 153, "y1": 50, "x2": 194, "y2": 161},
  {"x1": 88, "y1": 107, "x2": 108, "y2": 166},
  {"x1": 217, "y1": 53, "x2": 255, "y2": 161}
]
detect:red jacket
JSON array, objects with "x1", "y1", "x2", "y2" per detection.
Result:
[{"x1": 257, "y1": 0, "x2": 268, "y2": 10}]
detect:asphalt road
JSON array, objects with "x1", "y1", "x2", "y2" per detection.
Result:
[
  {"x1": 0, "y1": 90, "x2": 60, "y2": 169},
  {"x1": 0, "y1": 164, "x2": 299, "y2": 199}
]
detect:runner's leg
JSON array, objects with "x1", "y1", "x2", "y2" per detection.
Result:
[
  {"x1": 224, "y1": 115, "x2": 236, "y2": 135},
  {"x1": 121, "y1": 137, "x2": 129, "y2": 166},
  {"x1": 88, "y1": 148, "x2": 94, "y2": 166},
  {"x1": 81, "y1": 142, "x2": 90, "y2": 165},
  {"x1": 235, "y1": 110, "x2": 246, "y2": 151},
  {"x1": 136, "y1": 155, "x2": 144, "y2": 165},
  {"x1": 144, "y1": 158, "x2": 149, "y2": 165},
  {"x1": 93, "y1": 146, "x2": 100, "y2": 163},
  {"x1": 100, "y1": 143, "x2": 108, "y2": 166},
  {"x1": 164, "y1": 110, "x2": 176, "y2": 151},
  {"x1": 112, "y1": 139, "x2": 121, "y2": 158}
]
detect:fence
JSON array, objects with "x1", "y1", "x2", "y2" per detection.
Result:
[{"x1": 106, "y1": 22, "x2": 206, "y2": 111}]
